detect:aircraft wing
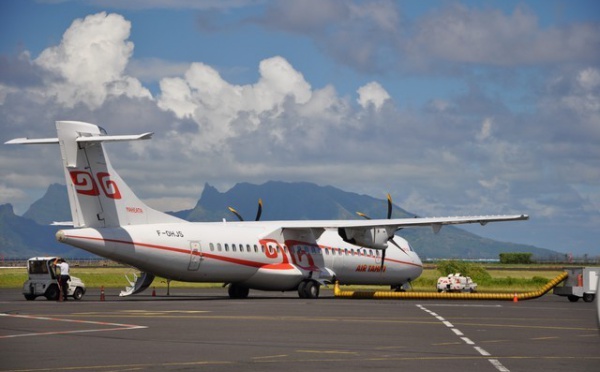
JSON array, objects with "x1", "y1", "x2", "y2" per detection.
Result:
[{"x1": 261, "y1": 214, "x2": 528, "y2": 250}]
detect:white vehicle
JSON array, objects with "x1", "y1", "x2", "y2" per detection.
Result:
[
  {"x1": 22, "y1": 257, "x2": 86, "y2": 300},
  {"x1": 7, "y1": 121, "x2": 527, "y2": 299},
  {"x1": 437, "y1": 273, "x2": 478, "y2": 293},
  {"x1": 553, "y1": 267, "x2": 598, "y2": 303}
]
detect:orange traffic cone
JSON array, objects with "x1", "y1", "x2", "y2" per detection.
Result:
[
  {"x1": 100, "y1": 286, "x2": 105, "y2": 301},
  {"x1": 152, "y1": 287, "x2": 156, "y2": 297},
  {"x1": 513, "y1": 293, "x2": 518, "y2": 302}
]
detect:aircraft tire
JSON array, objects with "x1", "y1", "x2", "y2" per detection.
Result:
[
  {"x1": 297, "y1": 281, "x2": 308, "y2": 298},
  {"x1": 228, "y1": 284, "x2": 249, "y2": 299},
  {"x1": 301, "y1": 280, "x2": 320, "y2": 299}
]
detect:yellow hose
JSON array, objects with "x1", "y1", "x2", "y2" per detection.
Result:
[{"x1": 334, "y1": 271, "x2": 568, "y2": 301}]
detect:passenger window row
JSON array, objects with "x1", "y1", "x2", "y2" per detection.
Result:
[{"x1": 207, "y1": 243, "x2": 381, "y2": 257}]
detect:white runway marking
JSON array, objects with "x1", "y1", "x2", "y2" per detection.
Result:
[
  {"x1": 0, "y1": 313, "x2": 147, "y2": 339},
  {"x1": 417, "y1": 304, "x2": 510, "y2": 372}
]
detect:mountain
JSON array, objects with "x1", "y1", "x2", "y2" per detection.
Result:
[
  {"x1": 1, "y1": 181, "x2": 558, "y2": 259},
  {"x1": 23, "y1": 183, "x2": 71, "y2": 225},
  {"x1": 0, "y1": 204, "x2": 89, "y2": 258},
  {"x1": 182, "y1": 181, "x2": 556, "y2": 260}
]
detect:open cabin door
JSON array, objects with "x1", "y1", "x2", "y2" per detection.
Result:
[{"x1": 188, "y1": 241, "x2": 202, "y2": 271}]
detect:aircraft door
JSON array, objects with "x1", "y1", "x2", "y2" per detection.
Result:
[{"x1": 188, "y1": 241, "x2": 202, "y2": 271}]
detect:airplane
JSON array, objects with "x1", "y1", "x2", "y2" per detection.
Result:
[{"x1": 5, "y1": 121, "x2": 529, "y2": 299}]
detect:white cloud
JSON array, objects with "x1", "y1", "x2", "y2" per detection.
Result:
[
  {"x1": 259, "y1": 2, "x2": 600, "y2": 72},
  {"x1": 476, "y1": 117, "x2": 493, "y2": 141},
  {"x1": 357, "y1": 81, "x2": 390, "y2": 110},
  {"x1": 34, "y1": 12, "x2": 151, "y2": 109},
  {"x1": 1, "y1": 9, "x2": 599, "y2": 255},
  {"x1": 578, "y1": 67, "x2": 600, "y2": 91}
]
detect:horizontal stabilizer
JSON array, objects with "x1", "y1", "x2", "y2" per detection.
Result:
[
  {"x1": 4, "y1": 137, "x2": 59, "y2": 145},
  {"x1": 76, "y1": 132, "x2": 154, "y2": 143}
]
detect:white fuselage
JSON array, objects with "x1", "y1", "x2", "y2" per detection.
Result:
[{"x1": 57, "y1": 220, "x2": 423, "y2": 291}]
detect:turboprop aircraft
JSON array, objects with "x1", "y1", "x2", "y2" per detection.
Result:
[{"x1": 5, "y1": 121, "x2": 529, "y2": 299}]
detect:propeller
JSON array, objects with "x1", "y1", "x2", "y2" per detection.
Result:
[
  {"x1": 228, "y1": 199, "x2": 263, "y2": 221},
  {"x1": 355, "y1": 193, "x2": 409, "y2": 269}
]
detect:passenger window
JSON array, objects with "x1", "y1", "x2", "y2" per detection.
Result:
[
  {"x1": 224, "y1": 244, "x2": 229, "y2": 252},
  {"x1": 217, "y1": 243, "x2": 222, "y2": 252},
  {"x1": 254, "y1": 244, "x2": 258, "y2": 252},
  {"x1": 246, "y1": 244, "x2": 251, "y2": 252},
  {"x1": 232, "y1": 244, "x2": 237, "y2": 252},
  {"x1": 261, "y1": 245, "x2": 265, "y2": 253},
  {"x1": 209, "y1": 243, "x2": 214, "y2": 251}
]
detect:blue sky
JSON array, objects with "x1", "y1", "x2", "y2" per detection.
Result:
[{"x1": 1, "y1": 0, "x2": 599, "y2": 256}]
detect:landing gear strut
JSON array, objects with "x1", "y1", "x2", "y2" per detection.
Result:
[{"x1": 298, "y1": 280, "x2": 320, "y2": 299}]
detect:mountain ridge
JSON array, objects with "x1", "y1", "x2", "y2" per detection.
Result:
[{"x1": 2, "y1": 181, "x2": 558, "y2": 259}]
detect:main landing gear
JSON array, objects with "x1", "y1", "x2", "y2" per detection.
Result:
[
  {"x1": 227, "y1": 280, "x2": 321, "y2": 299},
  {"x1": 228, "y1": 283, "x2": 250, "y2": 299},
  {"x1": 298, "y1": 280, "x2": 320, "y2": 299}
]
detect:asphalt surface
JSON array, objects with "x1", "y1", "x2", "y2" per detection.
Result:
[{"x1": 1, "y1": 287, "x2": 598, "y2": 371}]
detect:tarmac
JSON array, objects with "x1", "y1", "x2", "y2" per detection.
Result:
[{"x1": 1, "y1": 287, "x2": 598, "y2": 372}]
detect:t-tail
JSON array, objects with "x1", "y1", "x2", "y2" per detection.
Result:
[{"x1": 6, "y1": 121, "x2": 184, "y2": 228}]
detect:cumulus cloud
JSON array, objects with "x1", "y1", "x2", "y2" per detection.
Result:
[
  {"x1": 1, "y1": 9, "x2": 599, "y2": 255},
  {"x1": 357, "y1": 81, "x2": 390, "y2": 110},
  {"x1": 34, "y1": 12, "x2": 151, "y2": 109}
]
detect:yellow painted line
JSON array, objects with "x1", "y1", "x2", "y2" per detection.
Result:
[
  {"x1": 480, "y1": 339, "x2": 510, "y2": 344},
  {"x1": 431, "y1": 342, "x2": 462, "y2": 346},
  {"x1": 252, "y1": 355, "x2": 289, "y2": 360},
  {"x1": 296, "y1": 349, "x2": 358, "y2": 355}
]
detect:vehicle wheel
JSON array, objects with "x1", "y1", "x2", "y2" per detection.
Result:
[
  {"x1": 228, "y1": 284, "x2": 249, "y2": 299},
  {"x1": 73, "y1": 287, "x2": 84, "y2": 300},
  {"x1": 583, "y1": 293, "x2": 595, "y2": 303},
  {"x1": 24, "y1": 294, "x2": 36, "y2": 301},
  {"x1": 297, "y1": 281, "x2": 307, "y2": 298},
  {"x1": 567, "y1": 295, "x2": 579, "y2": 302},
  {"x1": 45, "y1": 285, "x2": 60, "y2": 301},
  {"x1": 302, "y1": 281, "x2": 320, "y2": 299}
]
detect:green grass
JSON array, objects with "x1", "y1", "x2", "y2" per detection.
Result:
[{"x1": 1, "y1": 267, "x2": 565, "y2": 292}]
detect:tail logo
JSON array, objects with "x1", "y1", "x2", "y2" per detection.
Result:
[
  {"x1": 97, "y1": 172, "x2": 122, "y2": 199},
  {"x1": 69, "y1": 170, "x2": 122, "y2": 199}
]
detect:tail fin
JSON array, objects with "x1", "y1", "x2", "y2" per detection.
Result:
[{"x1": 7, "y1": 121, "x2": 184, "y2": 228}]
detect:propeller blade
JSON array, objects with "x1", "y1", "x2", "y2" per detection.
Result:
[
  {"x1": 227, "y1": 206, "x2": 244, "y2": 221},
  {"x1": 255, "y1": 199, "x2": 263, "y2": 221},
  {"x1": 356, "y1": 211, "x2": 371, "y2": 220},
  {"x1": 386, "y1": 193, "x2": 392, "y2": 219}
]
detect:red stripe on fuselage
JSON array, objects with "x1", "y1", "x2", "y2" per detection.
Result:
[{"x1": 62, "y1": 234, "x2": 293, "y2": 270}]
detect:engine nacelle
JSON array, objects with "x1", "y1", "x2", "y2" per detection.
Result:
[{"x1": 338, "y1": 227, "x2": 390, "y2": 250}]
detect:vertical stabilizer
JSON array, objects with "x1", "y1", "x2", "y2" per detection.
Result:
[
  {"x1": 7, "y1": 121, "x2": 184, "y2": 228},
  {"x1": 55, "y1": 121, "x2": 184, "y2": 228}
]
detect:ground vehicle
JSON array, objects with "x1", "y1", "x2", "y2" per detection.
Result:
[
  {"x1": 553, "y1": 267, "x2": 599, "y2": 302},
  {"x1": 22, "y1": 257, "x2": 86, "y2": 300},
  {"x1": 437, "y1": 273, "x2": 478, "y2": 293}
]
